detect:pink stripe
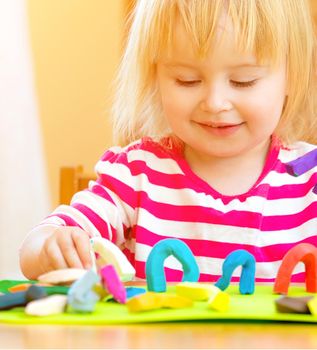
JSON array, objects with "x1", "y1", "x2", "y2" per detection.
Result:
[
  {"x1": 261, "y1": 201, "x2": 317, "y2": 230},
  {"x1": 133, "y1": 226, "x2": 317, "y2": 261},
  {"x1": 99, "y1": 174, "x2": 136, "y2": 208},
  {"x1": 49, "y1": 214, "x2": 83, "y2": 229},
  {"x1": 90, "y1": 183, "x2": 116, "y2": 205},
  {"x1": 266, "y1": 173, "x2": 317, "y2": 199},
  {"x1": 122, "y1": 247, "x2": 136, "y2": 267},
  {"x1": 128, "y1": 191, "x2": 317, "y2": 229},
  {"x1": 71, "y1": 203, "x2": 116, "y2": 242}
]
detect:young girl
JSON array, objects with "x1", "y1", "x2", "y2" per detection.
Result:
[{"x1": 20, "y1": 0, "x2": 317, "y2": 283}]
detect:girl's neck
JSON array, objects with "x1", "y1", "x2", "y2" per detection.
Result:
[{"x1": 184, "y1": 139, "x2": 272, "y2": 196}]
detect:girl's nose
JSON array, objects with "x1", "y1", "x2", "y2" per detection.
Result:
[{"x1": 200, "y1": 85, "x2": 232, "y2": 113}]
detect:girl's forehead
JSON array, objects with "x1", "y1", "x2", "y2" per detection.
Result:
[
  {"x1": 151, "y1": 2, "x2": 286, "y2": 68},
  {"x1": 159, "y1": 17, "x2": 257, "y2": 66}
]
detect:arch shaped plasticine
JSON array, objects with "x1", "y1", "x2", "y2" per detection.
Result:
[
  {"x1": 215, "y1": 249, "x2": 256, "y2": 294},
  {"x1": 146, "y1": 238, "x2": 200, "y2": 292},
  {"x1": 273, "y1": 243, "x2": 317, "y2": 294},
  {"x1": 90, "y1": 237, "x2": 135, "y2": 282}
]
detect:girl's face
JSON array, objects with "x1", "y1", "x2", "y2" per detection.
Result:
[{"x1": 156, "y1": 19, "x2": 287, "y2": 164}]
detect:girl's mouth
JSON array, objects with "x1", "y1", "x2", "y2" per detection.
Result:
[{"x1": 198, "y1": 122, "x2": 243, "y2": 136}]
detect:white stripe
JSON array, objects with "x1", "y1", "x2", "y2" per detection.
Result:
[
  {"x1": 264, "y1": 168, "x2": 317, "y2": 186},
  {"x1": 280, "y1": 141, "x2": 316, "y2": 160},
  {"x1": 127, "y1": 149, "x2": 184, "y2": 174},
  {"x1": 136, "y1": 207, "x2": 317, "y2": 246}
]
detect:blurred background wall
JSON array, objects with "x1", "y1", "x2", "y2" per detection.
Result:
[
  {"x1": 0, "y1": 0, "x2": 133, "y2": 278},
  {"x1": 28, "y1": 0, "x2": 133, "y2": 209}
]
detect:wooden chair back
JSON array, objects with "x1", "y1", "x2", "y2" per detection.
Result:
[{"x1": 59, "y1": 165, "x2": 96, "y2": 204}]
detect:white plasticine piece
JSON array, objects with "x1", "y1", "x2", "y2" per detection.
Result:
[
  {"x1": 38, "y1": 268, "x2": 87, "y2": 285},
  {"x1": 90, "y1": 237, "x2": 135, "y2": 282},
  {"x1": 25, "y1": 295, "x2": 68, "y2": 316},
  {"x1": 207, "y1": 285, "x2": 222, "y2": 301}
]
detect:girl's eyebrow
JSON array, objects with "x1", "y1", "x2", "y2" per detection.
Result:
[
  {"x1": 163, "y1": 62, "x2": 267, "y2": 70},
  {"x1": 163, "y1": 62, "x2": 197, "y2": 69}
]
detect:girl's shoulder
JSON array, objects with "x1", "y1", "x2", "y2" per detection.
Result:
[
  {"x1": 279, "y1": 140, "x2": 317, "y2": 162},
  {"x1": 98, "y1": 136, "x2": 180, "y2": 165}
]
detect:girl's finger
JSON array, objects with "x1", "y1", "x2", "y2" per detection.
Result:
[
  {"x1": 57, "y1": 231, "x2": 85, "y2": 268},
  {"x1": 43, "y1": 238, "x2": 68, "y2": 270},
  {"x1": 71, "y1": 230, "x2": 92, "y2": 269}
]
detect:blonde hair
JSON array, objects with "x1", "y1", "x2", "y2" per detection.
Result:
[{"x1": 112, "y1": 0, "x2": 317, "y2": 146}]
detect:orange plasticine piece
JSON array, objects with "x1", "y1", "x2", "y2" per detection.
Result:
[
  {"x1": 8, "y1": 283, "x2": 52, "y2": 293},
  {"x1": 274, "y1": 243, "x2": 317, "y2": 294}
]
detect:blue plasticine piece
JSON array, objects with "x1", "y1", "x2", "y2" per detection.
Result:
[
  {"x1": 285, "y1": 148, "x2": 317, "y2": 176},
  {"x1": 106, "y1": 287, "x2": 146, "y2": 302},
  {"x1": 126, "y1": 287, "x2": 146, "y2": 299},
  {"x1": 0, "y1": 292, "x2": 27, "y2": 310},
  {"x1": 67, "y1": 269, "x2": 100, "y2": 312},
  {"x1": 0, "y1": 285, "x2": 47, "y2": 310},
  {"x1": 25, "y1": 285, "x2": 47, "y2": 301},
  {"x1": 145, "y1": 238, "x2": 200, "y2": 292},
  {"x1": 215, "y1": 249, "x2": 256, "y2": 295}
]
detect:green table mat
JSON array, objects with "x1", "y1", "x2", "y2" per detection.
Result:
[{"x1": 0, "y1": 280, "x2": 317, "y2": 324}]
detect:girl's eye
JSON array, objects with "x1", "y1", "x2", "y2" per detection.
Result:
[
  {"x1": 230, "y1": 79, "x2": 257, "y2": 88},
  {"x1": 175, "y1": 79, "x2": 201, "y2": 87}
]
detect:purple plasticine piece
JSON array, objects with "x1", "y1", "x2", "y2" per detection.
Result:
[{"x1": 285, "y1": 148, "x2": 317, "y2": 176}]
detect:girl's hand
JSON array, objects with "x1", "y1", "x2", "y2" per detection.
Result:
[{"x1": 38, "y1": 227, "x2": 92, "y2": 274}]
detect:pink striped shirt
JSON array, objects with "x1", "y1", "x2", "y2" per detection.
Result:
[{"x1": 42, "y1": 136, "x2": 317, "y2": 282}]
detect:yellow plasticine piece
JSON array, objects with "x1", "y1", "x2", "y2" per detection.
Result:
[
  {"x1": 207, "y1": 290, "x2": 230, "y2": 312},
  {"x1": 175, "y1": 282, "x2": 216, "y2": 301},
  {"x1": 126, "y1": 292, "x2": 163, "y2": 312},
  {"x1": 93, "y1": 283, "x2": 110, "y2": 300},
  {"x1": 307, "y1": 296, "x2": 317, "y2": 315},
  {"x1": 160, "y1": 293, "x2": 193, "y2": 309}
]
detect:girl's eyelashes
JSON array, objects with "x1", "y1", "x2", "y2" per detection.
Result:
[
  {"x1": 230, "y1": 79, "x2": 258, "y2": 88},
  {"x1": 175, "y1": 79, "x2": 201, "y2": 87},
  {"x1": 175, "y1": 78, "x2": 258, "y2": 88}
]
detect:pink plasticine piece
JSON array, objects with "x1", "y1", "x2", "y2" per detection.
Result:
[
  {"x1": 100, "y1": 264, "x2": 127, "y2": 304},
  {"x1": 274, "y1": 243, "x2": 317, "y2": 295}
]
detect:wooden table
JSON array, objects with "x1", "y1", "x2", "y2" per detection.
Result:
[{"x1": 1, "y1": 322, "x2": 317, "y2": 349}]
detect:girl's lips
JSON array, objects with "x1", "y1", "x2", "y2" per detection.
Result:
[{"x1": 198, "y1": 122, "x2": 243, "y2": 136}]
